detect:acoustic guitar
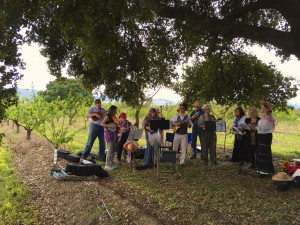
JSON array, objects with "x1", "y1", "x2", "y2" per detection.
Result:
[{"x1": 172, "y1": 119, "x2": 189, "y2": 132}]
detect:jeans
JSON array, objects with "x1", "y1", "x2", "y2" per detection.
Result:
[
  {"x1": 106, "y1": 140, "x2": 116, "y2": 167},
  {"x1": 143, "y1": 133, "x2": 154, "y2": 166},
  {"x1": 82, "y1": 123, "x2": 105, "y2": 159},
  {"x1": 191, "y1": 126, "x2": 202, "y2": 157}
]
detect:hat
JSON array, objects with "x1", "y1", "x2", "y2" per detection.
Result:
[
  {"x1": 203, "y1": 104, "x2": 210, "y2": 110},
  {"x1": 94, "y1": 99, "x2": 101, "y2": 103},
  {"x1": 193, "y1": 100, "x2": 202, "y2": 107},
  {"x1": 272, "y1": 172, "x2": 293, "y2": 181},
  {"x1": 123, "y1": 140, "x2": 138, "y2": 152},
  {"x1": 119, "y1": 112, "x2": 126, "y2": 119}
]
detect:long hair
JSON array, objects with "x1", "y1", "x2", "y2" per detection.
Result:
[
  {"x1": 107, "y1": 105, "x2": 117, "y2": 121},
  {"x1": 144, "y1": 108, "x2": 159, "y2": 122},
  {"x1": 235, "y1": 107, "x2": 245, "y2": 118}
]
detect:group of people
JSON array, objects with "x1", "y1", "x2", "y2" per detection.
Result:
[
  {"x1": 81, "y1": 99, "x2": 276, "y2": 176},
  {"x1": 81, "y1": 99, "x2": 132, "y2": 170},
  {"x1": 230, "y1": 101, "x2": 276, "y2": 177}
]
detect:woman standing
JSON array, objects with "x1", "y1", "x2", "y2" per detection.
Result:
[
  {"x1": 141, "y1": 108, "x2": 161, "y2": 169},
  {"x1": 255, "y1": 101, "x2": 276, "y2": 177},
  {"x1": 245, "y1": 108, "x2": 260, "y2": 169},
  {"x1": 116, "y1": 113, "x2": 132, "y2": 163},
  {"x1": 100, "y1": 105, "x2": 119, "y2": 170},
  {"x1": 231, "y1": 107, "x2": 249, "y2": 163}
]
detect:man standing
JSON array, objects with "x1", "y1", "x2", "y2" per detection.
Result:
[
  {"x1": 82, "y1": 99, "x2": 107, "y2": 159},
  {"x1": 190, "y1": 100, "x2": 204, "y2": 160},
  {"x1": 171, "y1": 103, "x2": 193, "y2": 166},
  {"x1": 198, "y1": 104, "x2": 218, "y2": 165}
]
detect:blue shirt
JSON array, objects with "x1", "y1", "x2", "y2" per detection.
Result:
[
  {"x1": 87, "y1": 107, "x2": 107, "y2": 124},
  {"x1": 190, "y1": 109, "x2": 204, "y2": 127}
]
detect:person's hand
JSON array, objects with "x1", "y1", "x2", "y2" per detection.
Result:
[{"x1": 109, "y1": 124, "x2": 116, "y2": 128}]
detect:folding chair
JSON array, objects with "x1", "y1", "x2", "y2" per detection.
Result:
[{"x1": 155, "y1": 135, "x2": 180, "y2": 180}]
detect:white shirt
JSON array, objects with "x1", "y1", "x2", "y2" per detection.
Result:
[
  {"x1": 232, "y1": 115, "x2": 247, "y2": 128},
  {"x1": 256, "y1": 116, "x2": 274, "y2": 134}
]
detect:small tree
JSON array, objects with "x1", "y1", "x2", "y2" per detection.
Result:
[
  {"x1": 36, "y1": 99, "x2": 79, "y2": 149},
  {"x1": 15, "y1": 95, "x2": 47, "y2": 140},
  {"x1": 5, "y1": 103, "x2": 21, "y2": 133}
]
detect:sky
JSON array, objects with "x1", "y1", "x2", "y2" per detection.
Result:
[{"x1": 18, "y1": 43, "x2": 300, "y2": 105}]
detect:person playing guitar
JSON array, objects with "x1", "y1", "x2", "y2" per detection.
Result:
[
  {"x1": 190, "y1": 100, "x2": 205, "y2": 160},
  {"x1": 81, "y1": 99, "x2": 107, "y2": 160},
  {"x1": 100, "y1": 105, "x2": 120, "y2": 171},
  {"x1": 171, "y1": 103, "x2": 193, "y2": 166}
]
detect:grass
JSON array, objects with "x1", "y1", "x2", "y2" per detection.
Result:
[
  {"x1": 2, "y1": 113, "x2": 299, "y2": 224},
  {"x1": 0, "y1": 146, "x2": 38, "y2": 225},
  {"x1": 114, "y1": 160, "x2": 300, "y2": 224}
]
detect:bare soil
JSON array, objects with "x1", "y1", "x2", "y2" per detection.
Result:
[{"x1": 2, "y1": 125, "x2": 180, "y2": 225}]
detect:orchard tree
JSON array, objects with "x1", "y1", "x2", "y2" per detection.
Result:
[
  {"x1": 36, "y1": 99, "x2": 78, "y2": 149},
  {"x1": 174, "y1": 51, "x2": 298, "y2": 109},
  {"x1": 5, "y1": 102, "x2": 22, "y2": 133},
  {"x1": 15, "y1": 95, "x2": 48, "y2": 140}
]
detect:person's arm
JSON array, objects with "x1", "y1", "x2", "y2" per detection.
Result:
[
  {"x1": 100, "y1": 116, "x2": 114, "y2": 128},
  {"x1": 142, "y1": 119, "x2": 152, "y2": 132},
  {"x1": 198, "y1": 115, "x2": 205, "y2": 128},
  {"x1": 187, "y1": 116, "x2": 193, "y2": 128},
  {"x1": 171, "y1": 115, "x2": 179, "y2": 126}
]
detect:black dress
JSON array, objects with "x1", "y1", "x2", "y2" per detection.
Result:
[
  {"x1": 231, "y1": 117, "x2": 249, "y2": 163},
  {"x1": 245, "y1": 117, "x2": 260, "y2": 167}
]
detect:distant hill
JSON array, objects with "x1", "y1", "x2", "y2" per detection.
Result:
[
  {"x1": 17, "y1": 88, "x2": 40, "y2": 99},
  {"x1": 289, "y1": 102, "x2": 300, "y2": 109},
  {"x1": 152, "y1": 98, "x2": 176, "y2": 106}
]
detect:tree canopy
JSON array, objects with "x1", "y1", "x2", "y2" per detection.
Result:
[
  {"x1": 38, "y1": 78, "x2": 94, "y2": 103},
  {"x1": 1, "y1": 0, "x2": 299, "y2": 114},
  {"x1": 0, "y1": 0, "x2": 28, "y2": 121},
  {"x1": 174, "y1": 51, "x2": 298, "y2": 109}
]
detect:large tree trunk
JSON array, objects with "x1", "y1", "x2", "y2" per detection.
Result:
[{"x1": 134, "y1": 108, "x2": 140, "y2": 128}]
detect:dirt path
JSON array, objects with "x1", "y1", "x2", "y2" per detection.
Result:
[{"x1": 2, "y1": 125, "x2": 179, "y2": 225}]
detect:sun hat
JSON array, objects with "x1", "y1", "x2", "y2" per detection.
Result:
[
  {"x1": 119, "y1": 112, "x2": 127, "y2": 119},
  {"x1": 202, "y1": 104, "x2": 210, "y2": 110},
  {"x1": 123, "y1": 140, "x2": 138, "y2": 152},
  {"x1": 272, "y1": 172, "x2": 293, "y2": 181},
  {"x1": 193, "y1": 100, "x2": 202, "y2": 107}
]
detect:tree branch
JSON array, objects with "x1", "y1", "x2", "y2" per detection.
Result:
[{"x1": 139, "y1": 0, "x2": 300, "y2": 58}]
